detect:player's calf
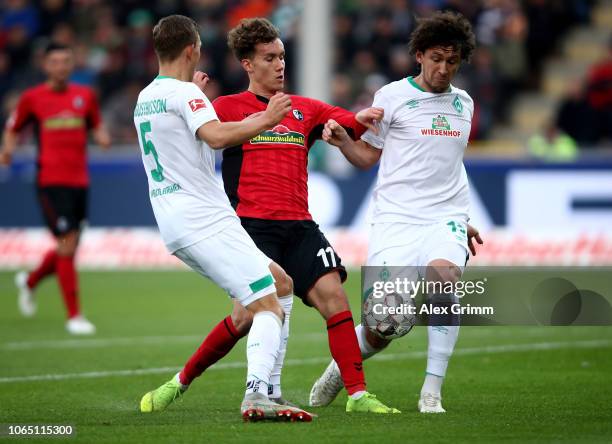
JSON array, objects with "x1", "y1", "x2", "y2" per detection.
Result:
[
  {"x1": 242, "y1": 294, "x2": 284, "y2": 409},
  {"x1": 15, "y1": 271, "x2": 36, "y2": 317},
  {"x1": 420, "y1": 258, "x2": 463, "y2": 413},
  {"x1": 309, "y1": 325, "x2": 390, "y2": 407}
]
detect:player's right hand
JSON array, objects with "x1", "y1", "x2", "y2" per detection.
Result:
[
  {"x1": 467, "y1": 224, "x2": 484, "y2": 256},
  {"x1": 356, "y1": 107, "x2": 384, "y2": 135},
  {"x1": 263, "y1": 93, "x2": 291, "y2": 126},
  {"x1": 322, "y1": 119, "x2": 351, "y2": 147},
  {"x1": 192, "y1": 71, "x2": 210, "y2": 92},
  {"x1": 0, "y1": 150, "x2": 12, "y2": 166}
]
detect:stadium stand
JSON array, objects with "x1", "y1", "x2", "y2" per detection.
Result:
[{"x1": 0, "y1": 0, "x2": 609, "y2": 157}]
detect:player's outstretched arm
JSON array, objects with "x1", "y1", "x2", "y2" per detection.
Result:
[
  {"x1": 0, "y1": 129, "x2": 19, "y2": 166},
  {"x1": 323, "y1": 119, "x2": 381, "y2": 170},
  {"x1": 467, "y1": 224, "x2": 484, "y2": 256},
  {"x1": 92, "y1": 125, "x2": 111, "y2": 150},
  {"x1": 197, "y1": 92, "x2": 291, "y2": 149}
]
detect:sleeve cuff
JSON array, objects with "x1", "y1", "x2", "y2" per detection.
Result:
[
  {"x1": 188, "y1": 115, "x2": 218, "y2": 138},
  {"x1": 361, "y1": 132, "x2": 384, "y2": 150}
]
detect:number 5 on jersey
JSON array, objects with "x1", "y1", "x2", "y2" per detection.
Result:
[
  {"x1": 139, "y1": 120, "x2": 164, "y2": 182},
  {"x1": 317, "y1": 247, "x2": 337, "y2": 267}
]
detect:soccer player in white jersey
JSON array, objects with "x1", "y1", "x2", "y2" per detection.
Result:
[
  {"x1": 133, "y1": 15, "x2": 313, "y2": 422},
  {"x1": 309, "y1": 11, "x2": 483, "y2": 413}
]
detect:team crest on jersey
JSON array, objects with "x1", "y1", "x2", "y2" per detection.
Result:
[
  {"x1": 188, "y1": 98, "x2": 206, "y2": 112},
  {"x1": 73, "y1": 96, "x2": 84, "y2": 109},
  {"x1": 292, "y1": 109, "x2": 304, "y2": 121},
  {"x1": 453, "y1": 95, "x2": 463, "y2": 114},
  {"x1": 250, "y1": 124, "x2": 305, "y2": 147}
]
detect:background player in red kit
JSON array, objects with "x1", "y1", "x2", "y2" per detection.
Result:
[
  {"x1": 141, "y1": 18, "x2": 398, "y2": 414},
  {"x1": 0, "y1": 43, "x2": 111, "y2": 335}
]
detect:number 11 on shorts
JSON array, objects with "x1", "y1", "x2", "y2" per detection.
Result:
[{"x1": 317, "y1": 247, "x2": 337, "y2": 267}]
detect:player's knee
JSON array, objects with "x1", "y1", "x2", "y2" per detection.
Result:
[
  {"x1": 57, "y1": 231, "x2": 79, "y2": 256},
  {"x1": 275, "y1": 272, "x2": 293, "y2": 297},
  {"x1": 269, "y1": 262, "x2": 293, "y2": 297},
  {"x1": 250, "y1": 294, "x2": 286, "y2": 324},
  {"x1": 427, "y1": 263, "x2": 461, "y2": 285}
]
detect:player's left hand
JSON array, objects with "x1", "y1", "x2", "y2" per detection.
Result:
[
  {"x1": 192, "y1": 71, "x2": 210, "y2": 92},
  {"x1": 93, "y1": 126, "x2": 111, "y2": 150},
  {"x1": 355, "y1": 107, "x2": 384, "y2": 135},
  {"x1": 467, "y1": 224, "x2": 484, "y2": 256}
]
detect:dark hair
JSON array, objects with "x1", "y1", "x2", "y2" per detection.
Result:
[
  {"x1": 44, "y1": 42, "x2": 71, "y2": 55},
  {"x1": 409, "y1": 11, "x2": 475, "y2": 62},
  {"x1": 152, "y1": 15, "x2": 199, "y2": 62},
  {"x1": 227, "y1": 18, "x2": 280, "y2": 60}
]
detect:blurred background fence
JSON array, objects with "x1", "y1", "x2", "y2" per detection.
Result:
[{"x1": 1, "y1": 0, "x2": 611, "y2": 267}]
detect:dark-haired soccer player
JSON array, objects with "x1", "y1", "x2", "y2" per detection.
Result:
[
  {"x1": 310, "y1": 11, "x2": 483, "y2": 413},
  {"x1": 0, "y1": 43, "x2": 111, "y2": 335},
  {"x1": 142, "y1": 17, "x2": 399, "y2": 415}
]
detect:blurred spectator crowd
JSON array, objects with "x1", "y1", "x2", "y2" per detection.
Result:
[{"x1": 0, "y1": 0, "x2": 607, "y2": 147}]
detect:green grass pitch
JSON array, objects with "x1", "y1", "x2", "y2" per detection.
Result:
[{"x1": 1, "y1": 270, "x2": 611, "y2": 443}]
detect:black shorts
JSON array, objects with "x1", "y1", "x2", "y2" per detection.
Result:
[
  {"x1": 37, "y1": 186, "x2": 88, "y2": 237},
  {"x1": 240, "y1": 218, "x2": 347, "y2": 303}
]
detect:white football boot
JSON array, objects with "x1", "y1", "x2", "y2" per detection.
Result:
[
  {"x1": 66, "y1": 315, "x2": 96, "y2": 335},
  {"x1": 418, "y1": 392, "x2": 446, "y2": 413},
  {"x1": 241, "y1": 392, "x2": 315, "y2": 422},
  {"x1": 309, "y1": 360, "x2": 343, "y2": 407},
  {"x1": 15, "y1": 271, "x2": 36, "y2": 317}
]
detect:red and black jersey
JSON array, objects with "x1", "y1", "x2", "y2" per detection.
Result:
[
  {"x1": 7, "y1": 83, "x2": 102, "y2": 187},
  {"x1": 213, "y1": 91, "x2": 365, "y2": 220}
]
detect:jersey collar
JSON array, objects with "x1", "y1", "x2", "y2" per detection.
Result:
[
  {"x1": 407, "y1": 76, "x2": 452, "y2": 93},
  {"x1": 246, "y1": 90, "x2": 271, "y2": 104}
]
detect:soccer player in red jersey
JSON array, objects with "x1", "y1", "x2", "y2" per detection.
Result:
[
  {"x1": 142, "y1": 18, "x2": 399, "y2": 414},
  {"x1": 0, "y1": 43, "x2": 111, "y2": 335}
]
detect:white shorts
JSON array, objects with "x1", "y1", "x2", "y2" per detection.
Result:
[
  {"x1": 174, "y1": 222, "x2": 275, "y2": 307},
  {"x1": 367, "y1": 219, "x2": 469, "y2": 276}
]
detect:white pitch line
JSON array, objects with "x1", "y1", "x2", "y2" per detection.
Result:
[
  {"x1": 0, "y1": 333, "x2": 328, "y2": 351},
  {"x1": 1, "y1": 335, "x2": 203, "y2": 351},
  {"x1": 0, "y1": 328, "x2": 575, "y2": 351},
  {"x1": 0, "y1": 339, "x2": 610, "y2": 384}
]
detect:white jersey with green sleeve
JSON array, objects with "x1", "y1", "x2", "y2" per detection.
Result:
[
  {"x1": 134, "y1": 76, "x2": 239, "y2": 252},
  {"x1": 361, "y1": 76, "x2": 473, "y2": 225}
]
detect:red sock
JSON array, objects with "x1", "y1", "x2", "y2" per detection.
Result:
[
  {"x1": 27, "y1": 249, "x2": 58, "y2": 289},
  {"x1": 327, "y1": 310, "x2": 366, "y2": 395},
  {"x1": 56, "y1": 255, "x2": 80, "y2": 319},
  {"x1": 179, "y1": 316, "x2": 245, "y2": 385}
]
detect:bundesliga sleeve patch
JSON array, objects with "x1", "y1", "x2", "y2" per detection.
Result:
[{"x1": 188, "y1": 98, "x2": 206, "y2": 112}]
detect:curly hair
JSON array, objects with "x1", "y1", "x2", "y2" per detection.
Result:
[
  {"x1": 409, "y1": 11, "x2": 476, "y2": 62},
  {"x1": 228, "y1": 18, "x2": 280, "y2": 60}
]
